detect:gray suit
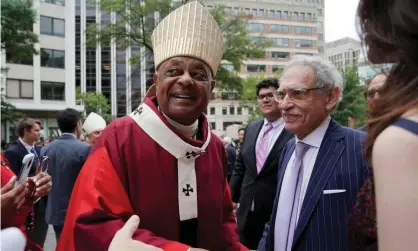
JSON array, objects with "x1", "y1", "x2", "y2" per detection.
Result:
[{"x1": 40, "y1": 134, "x2": 91, "y2": 239}]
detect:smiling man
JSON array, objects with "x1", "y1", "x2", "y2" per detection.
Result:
[
  {"x1": 229, "y1": 78, "x2": 293, "y2": 249},
  {"x1": 258, "y1": 56, "x2": 369, "y2": 251},
  {"x1": 57, "y1": 2, "x2": 246, "y2": 251}
]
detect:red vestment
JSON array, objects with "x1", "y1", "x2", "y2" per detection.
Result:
[
  {"x1": 57, "y1": 97, "x2": 248, "y2": 251},
  {"x1": 1, "y1": 154, "x2": 43, "y2": 251}
]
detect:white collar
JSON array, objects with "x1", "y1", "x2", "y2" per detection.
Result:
[
  {"x1": 296, "y1": 116, "x2": 331, "y2": 148},
  {"x1": 19, "y1": 138, "x2": 34, "y2": 152},
  {"x1": 160, "y1": 109, "x2": 198, "y2": 139}
]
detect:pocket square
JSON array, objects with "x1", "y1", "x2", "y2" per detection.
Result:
[{"x1": 323, "y1": 189, "x2": 346, "y2": 194}]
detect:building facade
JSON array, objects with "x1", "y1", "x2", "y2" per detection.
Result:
[
  {"x1": 204, "y1": 0, "x2": 325, "y2": 135},
  {"x1": 2, "y1": 0, "x2": 81, "y2": 142},
  {"x1": 325, "y1": 37, "x2": 362, "y2": 72}
]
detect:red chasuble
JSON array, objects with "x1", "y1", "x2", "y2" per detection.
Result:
[{"x1": 57, "y1": 97, "x2": 247, "y2": 251}]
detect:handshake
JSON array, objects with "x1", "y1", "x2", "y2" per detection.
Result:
[{"x1": 108, "y1": 215, "x2": 208, "y2": 251}]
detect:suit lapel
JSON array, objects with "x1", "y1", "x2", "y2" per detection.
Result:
[
  {"x1": 247, "y1": 120, "x2": 263, "y2": 177},
  {"x1": 259, "y1": 129, "x2": 293, "y2": 175},
  {"x1": 293, "y1": 120, "x2": 346, "y2": 246}
]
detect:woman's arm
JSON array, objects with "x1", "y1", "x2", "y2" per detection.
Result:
[{"x1": 373, "y1": 125, "x2": 418, "y2": 251}]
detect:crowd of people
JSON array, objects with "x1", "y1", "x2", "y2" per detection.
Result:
[{"x1": 1, "y1": 0, "x2": 418, "y2": 250}]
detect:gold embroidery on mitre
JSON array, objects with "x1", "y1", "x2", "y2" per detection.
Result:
[{"x1": 151, "y1": 1, "x2": 224, "y2": 76}]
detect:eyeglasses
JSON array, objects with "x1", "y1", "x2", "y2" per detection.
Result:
[
  {"x1": 257, "y1": 92, "x2": 276, "y2": 102},
  {"x1": 273, "y1": 87, "x2": 324, "y2": 102},
  {"x1": 363, "y1": 89, "x2": 379, "y2": 99}
]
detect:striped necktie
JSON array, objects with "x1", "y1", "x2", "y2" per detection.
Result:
[{"x1": 255, "y1": 122, "x2": 273, "y2": 173}]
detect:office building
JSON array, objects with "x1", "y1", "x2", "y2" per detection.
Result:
[
  {"x1": 2, "y1": 0, "x2": 80, "y2": 142},
  {"x1": 325, "y1": 37, "x2": 362, "y2": 72}
]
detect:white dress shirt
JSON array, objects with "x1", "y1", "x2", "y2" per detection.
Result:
[
  {"x1": 277, "y1": 116, "x2": 331, "y2": 224},
  {"x1": 18, "y1": 138, "x2": 34, "y2": 154}
]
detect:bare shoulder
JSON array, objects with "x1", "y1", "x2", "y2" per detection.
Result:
[{"x1": 373, "y1": 114, "x2": 418, "y2": 168}]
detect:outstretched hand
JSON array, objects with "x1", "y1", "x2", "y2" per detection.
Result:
[
  {"x1": 1, "y1": 176, "x2": 27, "y2": 217},
  {"x1": 108, "y1": 215, "x2": 163, "y2": 251}
]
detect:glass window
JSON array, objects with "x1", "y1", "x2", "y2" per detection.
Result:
[
  {"x1": 229, "y1": 107, "x2": 235, "y2": 115},
  {"x1": 6, "y1": 79, "x2": 33, "y2": 99},
  {"x1": 247, "y1": 65, "x2": 266, "y2": 72},
  {"x1": 272, "y1": 51, "x2": 290, "y2": 59},
  {"x1": 247, "y1": 23, "x2": 264, "y2": 31},
  {"x1": 41, "y1": 49, "x2": 65, "y2": 68},
  {"x1": 6, "y1": 79, "x2": 20, "y2": 98},
  {"x1": 268, "y1": 10, "x2": 274, "y2": 17},
  {"x1": 40, "y1": 16, "x2": 65, "y2": 36},
  {"x1": 317, "y1": 34, "x2": 323, "y2": 41},
  {"x1": 258, "y1": 9, "x2": 264, "y2": 16},
  {"x1": 283, "y1": 11, "x2": 288, "y2": 19},
  {"x1": 222, "y1": 107, "x2": 227, "y2": 115},
  {"x1": 251, "y1": 9, "x2": 257, "y2": 16},
  {"x1": 210, "y1": 107, "x2": 215, "y2": 115},
  {"x1": 295, "y1": 39, "x2": 313, "y2": 47},
  {"x1": 237, "y1": 107, "x2": 242, "y2": 115},
  {"x1": 272, "y1": 66, "x2": 284, "y2": 73},
  {"x1": 270, "y1": 24, "x2": 289, "y2": 33},
  {"x1": 210, "y1": 122, "x2": 216, "y2": 130},
  {"x1": 53, "y1": 18, "x2": 65, "y2": 36},
  {"x1": 271, "y1": 38, "x2": 289, "y2": 47},
  {"x1": 41, "y1": 82, "x2": 65, "y2": 101},
  {"x1": 294, "y1": 26, "x2": 312, "y2": 34}
]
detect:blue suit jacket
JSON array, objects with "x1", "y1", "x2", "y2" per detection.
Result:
[
  {"x1": 40, "y1": 134, "x2": 92, "y2": 226},
  {"x1": 258, "y1": 120, "x2": 369, "y2": 251}
]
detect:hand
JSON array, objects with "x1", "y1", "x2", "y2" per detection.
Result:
[
  {"x1": 108, "y1": 215, "x2": 163, "y2": 251},
  {"x1": 1, "y1": 176, "x2": 28, "y2": 216},
  {"x1": 31, "y1": 172, "x2": 52, "y2": 198}
]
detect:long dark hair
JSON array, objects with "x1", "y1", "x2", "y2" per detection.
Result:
[{"x1": 358, "y1": 0, "x2": 418, "y2": 159}]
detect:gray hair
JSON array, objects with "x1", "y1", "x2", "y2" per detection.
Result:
[{"x1": 281, "y1": 55, "x2": 344, "y2": 97}]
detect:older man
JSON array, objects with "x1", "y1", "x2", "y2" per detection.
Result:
[
  {"x1": 258, "y1": 56, "x2": 369, "y2": 251},
  {"x1": 57, "y1": 2, "x2": 245, "y2": 251},
  {"x1": 82, "y1": 112, "x2": 107, "y2": 145}
]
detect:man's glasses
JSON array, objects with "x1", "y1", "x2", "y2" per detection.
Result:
[
  {"x1": 273, "y1": 87, "x2": 324, "y2": 102},
  {"x1": 257, "y1": 92, "x2": 276, "y2": 102},
  {"x1": 363, "y1": 89, "x2": 379, "y2": 99}
]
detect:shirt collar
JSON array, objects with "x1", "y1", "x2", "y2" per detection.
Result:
[
  {"x1": 62, "y1": 133, "x2": 77, "y2": 139},
  {"x1": 18, "y1": 138, "x2": 34, "y2": 152},
  {"x1": 296, "y1": 116, "x2": 331, "y2": 148},
  {"x1": 264, "y1": 117, "x2": 284, "y2": 128}
]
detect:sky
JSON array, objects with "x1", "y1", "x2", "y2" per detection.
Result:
[{"x1": 324, "y1": 0, "x2": 360, "y2": 42}]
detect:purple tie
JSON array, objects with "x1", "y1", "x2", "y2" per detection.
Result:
[
  {"x1": 255, "y1": 123, "x2": 273, "y2": 173},
  {"x1": 274, "y1": 142, "x2": 310, "y2": 251}
]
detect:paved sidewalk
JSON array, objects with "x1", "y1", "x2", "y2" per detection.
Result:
[{"x1": 44, "y1": 225, "x2": 56, "y2": 251}]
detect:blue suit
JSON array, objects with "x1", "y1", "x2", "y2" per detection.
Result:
[{"x1": 258, "y1": 120, "x2": 369, "y2": 251}]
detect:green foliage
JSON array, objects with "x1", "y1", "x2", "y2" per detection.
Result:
[
  {"x1": 1, "y1": 0, "x2": 38, "y2": 62},
  {"x1": 86, "y1": 0, "x2": 269, "y2": 92},
  {"x1": 1, "y1": 90, "x2": 25, "y2": 125},
  {"x1": 240, "y1": 76, "x2": 264, "y2": 123},
  {"x1": 76, "y1": 87, "x2": 112, "y2": 122},
  {"x1": 332, "y1": 66, "x2": 367, "y2": 127}
]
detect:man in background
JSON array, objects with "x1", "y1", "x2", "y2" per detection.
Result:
[
  {"x1": 82, "y1": 112, "x2": 107, "y2": 146},
  {"x1": 229, "y1": 78, "x2": 293, "y2": 249},
  {"x1": 41, "y1": 108, "x2": 92, "y2": 241}
]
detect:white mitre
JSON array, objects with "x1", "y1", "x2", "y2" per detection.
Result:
[
  {"x1": 82, "y1": 112, "x2": 106, "y2": 135},
  {"x1": 151, "y1": 1, "x2": 224, "y2": 77}
]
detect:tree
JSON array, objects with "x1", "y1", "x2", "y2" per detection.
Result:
[
  {"x1": 86, "y1": 0, "x2": 269, "y2": 93},
  {"x1": 1, "y1": 0, "x2": 38, "y2": 62},
  {"x1": 76, "y1": 87, "x2": 112, "y2": 122},
  {"x1": 1, "y1": 0, "x2": 38, "y2": 125},
  {"x1": 332, "y1": 66, "x2": 367, "y2": 127}
]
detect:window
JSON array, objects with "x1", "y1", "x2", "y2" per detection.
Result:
[
  {"x1": 258, "y1": 9, "x2": 264, "y2": 16},
  {"x1": 6, "y1": 51, "x2": 33, "y2": 65},
  {"x1": 247, "y1": 65, "x2": 266, "y2": 72},
  {"x1": 210, "y1": 107, "x2": 215, "y2": 115},
  {"x1": 295, "y1": 53, "x2": 314, "y2": 56},
  {"x1": 237, "y1": 107, "x2": 242, "y2": 115},
  {"x1": 222, "y1": 107, "x2": 227, "y2": 115},
  {"x1": 41, "y1": 49, "x2": 65, "y2": 68},
  {"x1": 41, "y1": 82, "x2": 65, "y2": 100},
  {"x1": 229, "y1": 107, "x2": 235, "y2": 115},
  {"x1": 282, "y1": 11, "x2": 288, "y2": 19},
  {"x1": 40, "y1": 16, "x2": 65, "y2": 36},
  {"x1": 249, "y1": 37, "x2": 264, "y2": 45},
  {"x1": 247, "y1": 23, "x2": 264, "y2": 31},
  {"x1": 210, "y1": 122, "x2": 216, "y2": 130},
  {"x1": 271, "y1": 38, "x2": 289, "y2": 47},
  {"x1": 233, "y1": 7, "x2": 239, "y2": 15},
  {"x1": 317, "y1": 9, "x2": 323, "y2": 16},
  {"x1": 270, "y1": 24, "x2": 289, "y2": 33},
  {"x1": 222, "y1": 92, "x2": 238, "y2": 100},
  {"x1": 294, "y1": 26, "x2": 312, "y2": 34},
  {"x1": 272, "y1": 51, "x2": 290, "y2": 59},
  {"x1": 251, "y1": 9, "x2": 257, "y2": 16},
  {"x1": 272, "y1": 66, "x2": 284, "y2": 73},
  {"x1": 6, "y1": 79, "x2": 34, "y2": 99},
  {"x1": 307, "y1": 13, "x2": 312, "y2": 20},
  {"x1": 41, "y1": 0, "x2": 65, "y2": 6},
  {"x1": 295, "y1": 39, "x2": 313, "y2": 48},
  {"x1": 275, "y1": 11, "x2": 282, "y2": 18},
  {"x1": 268, "y1": 10, "x2": 274, "y2": 17},
  {"x1": 317, "y1": 34, "x2": 324, "y2": 41}
]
